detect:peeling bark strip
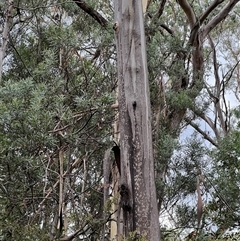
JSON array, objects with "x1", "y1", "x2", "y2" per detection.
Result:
[{"x1": 114, "y1": 1, "x2": 160, "y2": 240}]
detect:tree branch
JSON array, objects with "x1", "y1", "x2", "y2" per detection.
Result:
[
  {"x1": 203, "y1": 0, "x2": 240, "y2": 39},
  {"x1": 157, "y1": 0, "x2": 167, "y2": 18},
  {"x1": 185, "y1": 117, "x2": 218, "y2": 147},
  {"x1": 31, "y1": 158, "x2": 83, "y2": 223},
  {"x1": 198, "y1": 0, "x2": 225, "y2": 26},
  {"x1": 177, "y1": 0, "x2": 196, "y2": 29},
  {"x1": 197, "y1": 112, "x2": 220, "y2": 140},
  {"x1": 189, "y1": 0, "x2": 225, "y2": 44},
  {"x1": 160, "y1": 24, "x2": 174, "y2": 35},
  {"x1": 208, "y1": 36, "x2": 228, "y2": 135},
  {"x1": 73, "y1": 0, "x2": 108, "y2": 28}
]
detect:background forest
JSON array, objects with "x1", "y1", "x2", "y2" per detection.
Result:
[{"x1": 0, "y1": 0, "x2": 240, "y2": 240}]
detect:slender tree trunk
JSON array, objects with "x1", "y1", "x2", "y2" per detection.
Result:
[
  {"x1": 114, "y1": 1, "x2": 160, "y2": 240},
  {"x1": 0, "y1": 0, "x2": 13, "y2": 82}
]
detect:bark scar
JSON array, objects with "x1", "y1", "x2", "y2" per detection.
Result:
[{"x1": 120, "y1": 184, "x2": 131, "y2": 212}]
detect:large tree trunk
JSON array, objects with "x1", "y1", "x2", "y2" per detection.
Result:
[{"x1": 114, "y1": 1, "x2": 160, "y2": 240}]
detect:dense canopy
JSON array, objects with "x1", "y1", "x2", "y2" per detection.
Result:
[{"x1": 0, "y1": 0, "x2": 240, "y2": 240}]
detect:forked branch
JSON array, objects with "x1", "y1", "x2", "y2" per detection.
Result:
[{"x1": 203, "y1": 0, "x2": 240, "y2": 39}]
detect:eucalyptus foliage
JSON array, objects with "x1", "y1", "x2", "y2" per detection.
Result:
[{"x1": 1, "y1": 0, "x2": 240, "y2": 240}]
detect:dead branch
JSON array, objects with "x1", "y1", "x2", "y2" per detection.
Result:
[
  {"x1": 185, "y1": 117, "x2": 218, "y2": 147},
  {"x1": 208, "y1": 36, "x2": 228, "y2": 135},
  {"x1": 30, "y1": 157, "x2": 83, "y2": 223}
]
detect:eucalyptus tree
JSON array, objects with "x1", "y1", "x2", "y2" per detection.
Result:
[
  {"x1": 147, "y1": 0, "x2": 240, "y2": 238},
  {"x1": 113, "y1": 1, "x2": 160, "y2": 240},
  {"x1": 1, "y1": 0, "x2": 240, "y2": 240}
]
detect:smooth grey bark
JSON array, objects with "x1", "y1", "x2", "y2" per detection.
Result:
[
  {"x1": 114, "y1": 1, "x2": 160, "y2": 240},
  {"x1": 0, "y1": 0, "x2": 13, "y2": 82}
]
